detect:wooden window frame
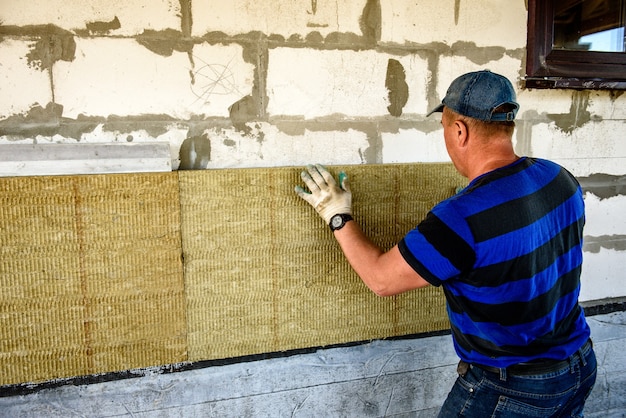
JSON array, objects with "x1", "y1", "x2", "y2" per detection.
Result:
[{"x1": 526, "y1": 0, "x2": 626, "y2": 89}]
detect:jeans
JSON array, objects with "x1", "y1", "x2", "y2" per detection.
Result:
[{"x1": 437, "y1": 340, "x2": 597, "y2": 417}]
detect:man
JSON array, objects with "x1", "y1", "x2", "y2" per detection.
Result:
[{"x1": 295, "y1": 70, "x2": 597, "y2": 417}]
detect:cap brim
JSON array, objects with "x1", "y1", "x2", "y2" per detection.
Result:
[{"x1": 426, "y1": 103, "x2": 444, "y2": 117}]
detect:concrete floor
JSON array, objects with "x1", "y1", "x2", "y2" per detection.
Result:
[{"x1": 1, "y1": 311, "x2": 625, "y2": 417}]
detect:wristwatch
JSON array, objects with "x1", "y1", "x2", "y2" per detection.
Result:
[{"x1": 329, "y1": 213, "x2": 353, "y2": 231}]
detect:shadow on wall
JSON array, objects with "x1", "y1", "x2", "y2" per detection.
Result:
[{"x1": 179, "y1": 133, "x2": 211, "y2": 169}]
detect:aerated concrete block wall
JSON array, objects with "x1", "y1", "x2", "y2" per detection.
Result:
[{"x1": 0, "y1": 0, "x2": 624, "y2": 304}]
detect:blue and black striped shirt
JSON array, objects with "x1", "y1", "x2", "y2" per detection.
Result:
[{"x1": 399, "y1": 157, "x2": 591, "y2": 367}]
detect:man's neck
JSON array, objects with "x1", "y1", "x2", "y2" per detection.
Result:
[
  {"x1": 465, "y1": 139, "x2": 518, "y2": 181},
  {"x1": 473, "y1": 155, "x2": 519, "y2": 179}
]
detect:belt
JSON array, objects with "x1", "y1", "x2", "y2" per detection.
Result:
[{"x1": 472, "y1": 339, "x2": 592, "y2": 377}]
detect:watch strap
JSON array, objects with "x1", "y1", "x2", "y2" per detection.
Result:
[{"x1": 329, "y1": 213, "x2": 353, "y2": 231}]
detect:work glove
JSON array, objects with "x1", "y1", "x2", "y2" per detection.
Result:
[{"x1": 294, "y1": 164, "x2": 352, "y2": 224}]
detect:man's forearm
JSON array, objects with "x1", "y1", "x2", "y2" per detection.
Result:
[
  {"x1": 333, "y1": 221, "x2": 429, "y2": 296},
  {"x1": 294, "y1": 165, "x2": 429, "y2": 296}
]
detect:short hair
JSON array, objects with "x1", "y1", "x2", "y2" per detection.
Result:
[{"x1": 444, "y1": 105, "x2": 516, "y2": 138}]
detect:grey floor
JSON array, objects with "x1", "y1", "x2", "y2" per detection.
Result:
[{"x1": 1, "y1": 311, "x2": 625, "y2": 417}]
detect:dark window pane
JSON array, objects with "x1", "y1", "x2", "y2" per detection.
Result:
[{"x1": 554, "y1": 0, "x2": 626, "y2": 53}]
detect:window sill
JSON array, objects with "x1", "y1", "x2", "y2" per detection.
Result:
[{"x1": 524, "y1": 77, "x2": 626, "y2": 90}]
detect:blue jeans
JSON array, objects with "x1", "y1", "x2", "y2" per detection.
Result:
[{"x1": 438, "y1": 340, "x2": 596, "y2": 417}]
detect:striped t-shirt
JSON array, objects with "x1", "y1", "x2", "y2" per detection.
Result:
[{"x1": 398, "y1": 157, "x2": 591, "y2": 368}]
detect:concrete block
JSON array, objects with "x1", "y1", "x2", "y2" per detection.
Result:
[
  {"x1": 192, "y1": 0, "x2": 365, "y2": 38},
  {"x1": 453, "y1": 0, "x2": 527, "y2": 49},
  {"x1": 267, "y1": 49, "x2": 429, "y2": 118},
  {"x1": 580, "y1": 249, "x2": 626, "y2": 302},
  {"x1": 0, "y1": 0, "x2": 180, "y2": 35},
  {"x1": 399, "y1": 54, "x2": 433, "y2": 115},
  {"x1": 72, "y1": 123, "x2": 189, "y2": 146},
  {"x1": 529, "y1": 122, "x2": 626, "y2": 173},
  {"x1": 382, "y1": 129, "x2": 450, "y2": 163},
  {"x1": 434, "y1": 56, "x2": 522, "y2": 109},
  {"x1": 587, "y1": 91, "x2": 626, "y2": 120},
  {"x1": 556, "y1": 158, "x2": 626, "y2": 178},
  {"x1": 53, "y1": 39, "x2": 253, "y2": 119},
  {"x1": 584, "y1": 194, "x2": 626, "y2": 238},
  {"x1": 380, "y1": 0, "x2": 527, "y2": 49},
  {"x1": 518, "y1": 90, "x2": 577, "y2": 117},
  {"x1": 0, "y1": 40, "x2": 52, "y2": 118},
  {"x1": 188, "y1": 124, "x2": 372, "y2": 168},
  {"x1": 267, "y1": 48, "x2": 387, "y2": 118}
]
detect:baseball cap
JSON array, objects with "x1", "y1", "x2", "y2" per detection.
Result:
[{"x1": 427, "y1": 70, "x2": 519, "y2": 121}]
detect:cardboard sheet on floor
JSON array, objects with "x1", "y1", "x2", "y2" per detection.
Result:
[
  {"x1": 180, "y1": 164, "x2": 464, "y2": 361},
  {"x1": 0, "y1": 173, "x2": 186, "y2": 386}
]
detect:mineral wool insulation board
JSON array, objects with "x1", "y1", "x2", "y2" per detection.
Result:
[
  {"x1": 180, "y1": 164, "x2": 465, "y2": 362},
  {"x1": 0, "y1": 163, "x2": 464, "y2": 386},
  {"x1": 0, "y1": 172, "x2": 186, "y2": 386}
]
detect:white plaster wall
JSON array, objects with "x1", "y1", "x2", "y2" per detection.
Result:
[
  {"x1": 579, "y1": 193, "x2": 626, "y2": 302},
  {"x1": 436, "y1": 55, "x2": 523, "y2": 101},
  {"x1": 202, "y1": 124, "x2": 372, "y2": 169},
  {"x1": 267, "y1": 49, "x2": 390, "y2": 118},
  {"x1": 381, "y1": 0, "x2": 528, "y2": 48},
  {"x1": 0, "y1": 0, "x2": 180, "y2": 35},
  {"x1": 382, "y1": 129, "x2": 450, "y2": 163},
  {"x1": 518, "y1": 89, "x2": 576, "y2": 115},
  {"x1": 192, "y1": 1, "x2": 365, "y2": 37},
  {"x1": 0, "y1": 40, "x2": 53, "y2": 116},
  {"x1": 267, "y1": 49, "x2": 432, "y2": 118},
  {"x1": 54, "y1": 40, "x2": 253, "y2": 119},
  {"x1": 530, "y1": 121, "x2": 626, "y2": 176}
]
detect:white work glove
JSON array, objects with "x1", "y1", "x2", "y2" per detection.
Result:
[{"x1": 294, "y1": 164, "x2": 351, "y2": 224}]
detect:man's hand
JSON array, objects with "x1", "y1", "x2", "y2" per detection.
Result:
[{"x1": 295, "y1": 164, "x2": 351, "y2": 224}]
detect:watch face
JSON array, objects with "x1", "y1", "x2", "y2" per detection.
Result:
[{"x1": 331, "y1": 215, "x2": 343, "y2": 228}]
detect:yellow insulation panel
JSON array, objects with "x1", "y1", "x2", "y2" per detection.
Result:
[
  {"x1": 0, "y1": 173, "x2": 186, "y2": 386},
  {"x1": 0, "y1": 164, "x2": 465, "y2": 386},
  {"x1": 180, "y1": 164, "x2": 464, "y2": 361}
]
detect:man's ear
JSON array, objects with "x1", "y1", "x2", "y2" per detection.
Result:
[{"x1": 454, "y1": 120, "x2": 469, "y2": 147}]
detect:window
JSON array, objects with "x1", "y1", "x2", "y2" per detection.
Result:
[{"x1": 526, "y1": 0, "x2": 626, "y2": 89}]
